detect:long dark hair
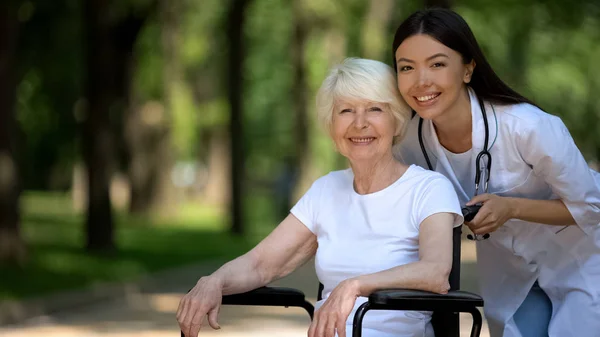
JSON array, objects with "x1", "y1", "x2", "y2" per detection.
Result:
[{"x1": 392, "y1": 8, "x2": 537, "y2": 108}]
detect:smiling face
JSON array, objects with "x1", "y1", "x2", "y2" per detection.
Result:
[
  {"x1": 395, "y1": 34, "x2": 475, "y2": 122},
  {"x1": 331, "y1": 98, "x2": 398, "y2": 164}
]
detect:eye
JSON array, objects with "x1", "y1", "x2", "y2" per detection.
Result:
[
  {"x1": 369, "y1": 106, "x2": 383, "y2": 112},
  {"x1": 339, "y1": 108, "x2": 352, "y2": 114},
  {"x1": 399, "y1": 65, "x2": 413, "y2": 72},
  {"x1": 432, "y1": 62, "x2": 446, "y2": 68}
]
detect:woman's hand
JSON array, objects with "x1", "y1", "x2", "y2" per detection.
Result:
[
  {"x1": 308, "y1": 279, "x2": 360, "y2": 337},
  {"x1": 465, "y1": 194, "x2": 516, "y2": 235},
  {"x1": 177, "y1": 276, "x2": 223, "y2": 337}
]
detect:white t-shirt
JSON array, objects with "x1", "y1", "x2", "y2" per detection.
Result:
[
  {"x1": 441, "y1": 146, "x2": 476, "y2": 197},
  {"x1": 291, "y1": 165, "x2": 463, "y2": 337}
]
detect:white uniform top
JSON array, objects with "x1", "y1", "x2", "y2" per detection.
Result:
[
  {"x1": 394, "y1": 88, "x2": 600, "y2": 337},
  {"x1": 291, "y1": 165, "x2": 462, "y2": 337}
]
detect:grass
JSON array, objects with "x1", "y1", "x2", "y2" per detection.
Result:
[{"x1": 0, "y1": 191, "x2": 279, "y2": 300}]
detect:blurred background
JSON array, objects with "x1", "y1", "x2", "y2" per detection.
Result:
[{"x1": 0, "y1": 0, "x2": 599, "y2": 335}]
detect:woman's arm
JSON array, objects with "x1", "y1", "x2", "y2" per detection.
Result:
[
  {"x1": 465, "y1": 194, "x2": 575, "y2": 236},
  {"x1": 209, "y1": 213, "x2": 317, "y2": 295},
  {"x1": 353, "y1": 212, "x2": 454, "y2": 295},
  {"x1": 177, "y1": 214, "x2": 317, "y2": 337},
  {"x1": 307, "y1": 212, "x2": 454, "y2": 337},
  {"x1": 508, "y1": 198, "x2": 575, "y2": 226},
  {"x1": 467, "y1": 113, "x2": 599, "y2": 236},
  {"x1": 495, "y1": 196, "x2": 574, "y2": 226},
  {"x1": 516, "y1": 114, "x2": 600, "y2": 233}
]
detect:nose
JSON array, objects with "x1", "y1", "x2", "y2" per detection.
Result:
[
  {"x1": 353, "y1": 110, "x2": 368, "y2": 129},
  {"x1": 416, "y1": 68, "x2": 432, "y2": 88}
]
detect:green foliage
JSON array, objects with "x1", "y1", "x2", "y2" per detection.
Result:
[
  {"x1": 456, "y1": 2, "x2": 600, "y2": 159},
  {"x1": 0, "y1": 191, "x2": 255, "y2": 300},
  {"x1": 171, "y1": 81, "x2": 199, "y2": 158},
  {"x1": 134, "y1": 21, "x2": 163, "y2": 101},
  {"x1": 243, "y1": 0, "x2": 295, "y2": 180}
]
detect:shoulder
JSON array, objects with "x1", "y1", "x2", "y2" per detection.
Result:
[
  {"x1": 310, "y1": 169, "x2": 352, "y2": 190},
  {"x1": 403, "y1": 165, "x2": 454, "y2": 190},
  {"x1": 403, "y1": 166, "x2": 462, "y2": 226},
  {"x1": 497, "y1": 102, "x2": 565, "y2": 130},
  {"x1": 296, "y1": 169, "x2": 351, "y2": 208},
  {"x1": 494, "y1": 103, "x2": 572, "y2": 147}
]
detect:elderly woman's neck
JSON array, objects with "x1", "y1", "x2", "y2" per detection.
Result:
[{"x1": 351, "y1": 155, "x2": 407, "y2": 195}]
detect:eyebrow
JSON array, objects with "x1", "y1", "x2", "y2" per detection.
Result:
[{"x1": 396, "y1": 53, "x2": 449, "y2": 63}]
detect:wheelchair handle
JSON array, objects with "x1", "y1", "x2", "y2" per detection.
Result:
[
  {"x1": 461, "y1": 204, "x2": 481, "y2": 222},
  {"x1": 462, "y1": 204, "x2": 490, "y2": 240}
]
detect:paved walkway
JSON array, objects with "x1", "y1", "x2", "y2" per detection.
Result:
[{"x1": 0, "y1": 240, "x2": 489, "y2": 337}]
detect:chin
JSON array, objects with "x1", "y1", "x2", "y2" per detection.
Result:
[
  {"x1": 349, "y1": 152, "x2": 385, "y2": 164},
  {"x1": 415, "y1": 100, "x2": 452, "y2": 121},
  {"x1": 413, "y1": 108, "x2": 440, "y2": 121}
]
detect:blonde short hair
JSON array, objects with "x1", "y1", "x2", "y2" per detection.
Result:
[{"x1": 316, "y1": 58, "x2": 412, "y2": 144}]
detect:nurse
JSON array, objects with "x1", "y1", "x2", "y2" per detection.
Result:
[{"x1": 392, "y1": 8, "x2": 600, "y2": 337}]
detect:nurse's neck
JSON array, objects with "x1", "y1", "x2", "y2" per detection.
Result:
[{"x1": 432, "y1": 88, "x2": 473, "y2": 154}]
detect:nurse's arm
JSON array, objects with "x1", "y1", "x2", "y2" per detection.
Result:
[
  {"x1": 350, "y1": 212, "x2": 454, "y2": 296},
  {"x1": 508, "y1": 197, "x2": 575, "y2": 226},
  {"x1": 515, "y1": 115, "x2": 600, "y2": 234},
  {"x1": 468, "y1": 193, "x2": 576, "y2": 227}
]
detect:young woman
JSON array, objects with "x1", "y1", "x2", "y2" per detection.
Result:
[{"x1": 392, "y1": 8, "x2": 600, "y2": 337}]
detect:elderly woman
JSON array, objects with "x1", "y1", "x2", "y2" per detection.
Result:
[{"x1": 177, "y1": 58, "x2": 463, "y2": 337}]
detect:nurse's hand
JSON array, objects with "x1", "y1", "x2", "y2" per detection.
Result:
[
  {"x1": 465, "y1": 194, "x2": 516, "y2": 235},
  {"x1": 308, "y1": 279, "x2": 360, "y2": 337}
]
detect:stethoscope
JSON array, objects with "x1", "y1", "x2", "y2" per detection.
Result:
[{"x1": 417, "y1": 96, "x2": 492, "y2": 241}]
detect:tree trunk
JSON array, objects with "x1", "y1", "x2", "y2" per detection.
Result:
[
  {"x1": 125, "y1": 0, "x2": 175, "y2": 215},
  {"x1": 83, "y1": 0, "x2": 116, "y2": 253},
  {"x1": 125, "y1": 100, "x2": 158, "y2": 213},
  {"x1": 0, "y1": 1, "x2": 26, "y2": 265},
  {"x1": 113, "y1": 3, "x2": 160, "y2": 215},
  {"x1": 84, "y1": 0, "x2": 153, "y2": 246},
  {"x1": 153, "y1": 0, "x2": 179, "y2": 214},
  {"x1": 227, "y1": 0, "x2": 251, "y2": 235},
  {"x1": 283, "y1": 0, "x2": 309, "y2": 219}
]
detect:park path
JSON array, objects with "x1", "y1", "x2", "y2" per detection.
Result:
[{"x1": 0, "y1": 240, "x2": 489, "y2": 337}]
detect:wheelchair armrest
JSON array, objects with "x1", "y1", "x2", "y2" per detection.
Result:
[
  {"x1": 180, "y1": 287, "x2": 314, "y2": 336},
  {"x1": 368, "y1": 289, "x2": 483, "y2": 312},
  {"x1": 222, "y1": 286, "x2": 309, "y2": 307}
]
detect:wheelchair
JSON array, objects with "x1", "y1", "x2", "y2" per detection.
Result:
[{"x1": 181, "y1": 226, "x2": 484, "y2": 337}]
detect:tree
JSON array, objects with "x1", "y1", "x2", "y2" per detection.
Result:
[
  {"x1": 279, "y1": 0, "x2": 309, "y2": 219},
  {"x1": 83, "y1": 0, "x2": 154, "y2": 252},
  {"x1": 227, "y1": 0, "x2": 252, "y2": 234},
  {"x1": 125, "y1": 0, "x2": 176, "y2": 214},
  {"x1": 0, "y1": 1, "x2": 27, "y2": 265}
]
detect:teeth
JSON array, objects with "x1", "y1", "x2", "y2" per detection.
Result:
[
  {"x1": 350, "y1": 137, "x2": 374, "y2": 143},
  {"x1": 416, "y1": 94, "x2": 439, "y2": 102}
]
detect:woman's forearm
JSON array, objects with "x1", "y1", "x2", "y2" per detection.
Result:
[
  {"x1": 207, "y1": 250, "x2": 270, "y2": 296},
  {"x1": 352, "y1": 260, "x2": 451, "y2": 296},
  {"x1": 508, "y1": 197, "x2": 576, "y2": 226},
  {"x1": 206, "y1": 215, "x2": 318, "y2": 296}
]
